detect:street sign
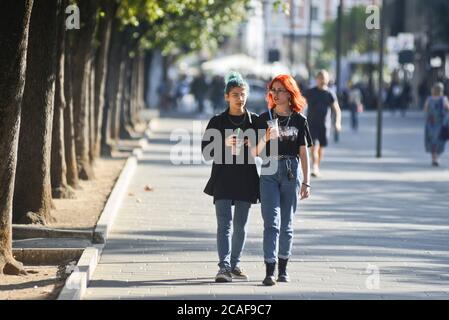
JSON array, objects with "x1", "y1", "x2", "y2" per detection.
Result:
[
  {"x1": 268, "y1": 49, "x2": 280, "y2": 62},
  {"x1": 398, "y1": 50, "x2": 414, "y2": 64}
]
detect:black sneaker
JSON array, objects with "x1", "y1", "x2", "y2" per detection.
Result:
[
  {"x1": 231, "y1": 267, "x2": 249, "y2": 280},
  {"x1": 262, "y1": 262, "x2": 276, "y2": 286},
  {"x1": 215, "y1": 268, "x2": 232, "y2": 283},
  {"x1": 277, "y1": 274, "x2": 290, "y2": 282},
  {"x1": 277, "y1": 258, "x2": 290, "y2": 282},
  {"x1": 262, "y1": 276, "x2": 276, "y2": 286}
]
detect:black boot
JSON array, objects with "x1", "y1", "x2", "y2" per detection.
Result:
[
  {"x1": 262, "y1": 262, "x2": 276, "y2": 286},
  {"x1": 277, "y1": 258, "x2": 290, "y2": 282}
]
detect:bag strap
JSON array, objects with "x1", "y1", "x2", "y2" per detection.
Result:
[{"x1": 439, "y1": 97, "x2": 446, "y2": 118}]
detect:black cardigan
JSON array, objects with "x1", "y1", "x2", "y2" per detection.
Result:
[{"x1": 201, "y1": 108, "x2": 260, "y2": 204}]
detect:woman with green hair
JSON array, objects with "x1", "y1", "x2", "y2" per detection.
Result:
[{"x1": 201, "y1": 72, "x2": 260, "y2": 283}]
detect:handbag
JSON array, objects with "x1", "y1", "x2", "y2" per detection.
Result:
[
  {"x1": 440, "y1": 124, "x2": 449, "y2": 141},
  {"x1": 438, "y1": 97, "x2": 449, "y2": 141},
  {"x1": 357, "y1": 103, "x2": 364, "y2": 113}
]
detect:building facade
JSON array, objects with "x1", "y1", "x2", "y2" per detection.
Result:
[
  {"x1": 242, "y1": 0, "x2": 383, "y2": 79},
  {"x1": 385, "y1": 0, "x2": 449, "y2": 106}
]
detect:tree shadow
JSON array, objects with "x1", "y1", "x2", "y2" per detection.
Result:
[{"x1": 0, "y1": 278, "x2": 62, "y2": 291}]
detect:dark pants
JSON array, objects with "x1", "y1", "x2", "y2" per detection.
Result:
[
  {"x1": 197, "y1": 95, "x2": 205, "y2": 113},
  {"x1": 350, "y1": 104, "x2": 359, "y2": 131}
]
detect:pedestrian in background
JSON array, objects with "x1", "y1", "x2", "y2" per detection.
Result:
[
  {"x1": 209, "y1": 75, "x2": 225, "y2": 114},
  {"x1": 201, "y1": 72, "x2": 260, "y2": 283},
  {"x1": 191, "y1": 71, "x2": 208, "y2": 114},
  {"x1": 157, "y1": 79, "x2": 173, "y2": 111},
  {"x1": 250, "y1": 74, "x2": 312, "y2": 286},
  {"x1": 386, "y1": 75, "x2": 402, "y2": 115},
  {"x1": 173, "y1": 74, "x2": 190, "y2": 111},
  {"x1": 347, "y1": 81, "x2": 364, "y2": 131},
  {"x1": 400, "y1": 80, "x2": 413, "y2": 117},
  {"x1": 418, "y1": 79, "x2": 429, "y2": 110},
  {"x1": 304, "y1": 70, "x2": 342, "y2": 177},
  {"x1": 328, "y1": 79, "x2": 340, "y2": 143},
  {"x1": 424, "y1": 82, "x2": 449, "y2": 167}
]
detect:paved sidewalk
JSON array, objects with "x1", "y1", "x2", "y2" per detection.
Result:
[{"x1": 85, "y1": 111, "x2": 449, "y2": 300}]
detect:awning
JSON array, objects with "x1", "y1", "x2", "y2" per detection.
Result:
[{"x1": 201, "y1": 54, "x2": 296, "y2": 78}]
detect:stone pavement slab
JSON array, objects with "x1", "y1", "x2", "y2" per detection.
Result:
[{"x1": 85, "y1": 112, "x2": 449, "y2": 300}]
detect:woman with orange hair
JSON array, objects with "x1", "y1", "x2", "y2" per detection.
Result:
[{"x1": 250, "y1": 75, "x2": 313, "y2": 286}]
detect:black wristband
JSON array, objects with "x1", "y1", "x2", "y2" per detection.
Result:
[{"x1": 302, "y1": 183, "x2": 311, "y2": 188}]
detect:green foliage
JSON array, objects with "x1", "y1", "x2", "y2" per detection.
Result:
[
  {"x1": 315, "y1": 51, "x2": 333, "y2": 71},
  {"x1": 117, "y1": 0, "x2": 163, "y2": 26},
  {"x1": 115, "y1": 0, "x2": 251, "y2": 55},
  {"x1": 323, "y1": 5, "x2": 379, "y2": 57},
  {"x1": 273, "y1": 0, "x2": 290, "y2": 15}
]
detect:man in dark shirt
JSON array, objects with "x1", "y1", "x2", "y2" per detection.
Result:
[{"x1": 304, "y1": 70, "x2": 342, "y2": 177}]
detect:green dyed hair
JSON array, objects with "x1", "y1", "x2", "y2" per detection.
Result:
[{"x1": 224, "y1": 71, "x2": 250, "y2": 95}]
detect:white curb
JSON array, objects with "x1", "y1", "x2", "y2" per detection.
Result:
[
  {"x1": 57, "y1": 120, "x2": 154, "y2": 300},
  {"x1": 93, "y1": 151, "x2": 141, "y2": 244},
  {"x1": 57, "y1": 244, "x2": 103, "y2": 300}
]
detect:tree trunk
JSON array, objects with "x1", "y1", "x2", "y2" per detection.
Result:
[
  {"x1": 71, "y1": 0, "x2": 98, "y2": 180},
  {"x1": 118, "y1": 29, "x2": 143, "y2": 140},
  {"x1": 88, "y1": 59, "x2": 96, "y2": 164},
  {"x1": 100, "y1": 20, "x2": 120, "y2": 157},
  {"x1": 137, "y1": 52, "x2": 146, "y2": 118},
  {"x1": 129, "y1": 55, "x2": 138, "y2": 130},
  {"x1": 0, "y1": 0, "x2": 33, "y2": 275},
  {"x1": 111, "y1": 48, "x2": 126, "y2": 144},
  {"x1": 144, "y1": 50, "x2": 153, "y2": 109},
  {"x1": 103, "y1": 22, "x2": 125, "y2": 155},
  {"x1": 93, "y1": 0, "x2": 116, "y2": 158},
  {"x1": 64, "y1": 35, "x2": 80, "y2": 190},
  {"x1": 126, "y1": 33, "x2": 147, "y2": 131},
  {"x1": 51, "y1": 0, "x2": 75, "y2": 199},
  {"x1": 120, "y1": 54, "x2": 133, "y2": 140},
  {"x1": 13, "y1": 0, "x2": 59, "y2": 225},
  {"x1": 130, "y1": 53, "x2": 143, "y2": 130}
]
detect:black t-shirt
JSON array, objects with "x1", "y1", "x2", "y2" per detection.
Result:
[
  {"x1": 227, "y1": 114, "x2": 246, "y2": 130},
  {"x1": 202, "y1": 110, "x2": 260, "y2": 204},
  {"x1": 224, "y1": 113, "x2": 257, "y2": 164},
  {"x1": 304, "y1": 87, "x2": 335, "y2": 127},
  {"x1": 256, "y1": 110, "x2": 313, "y2": 159}
]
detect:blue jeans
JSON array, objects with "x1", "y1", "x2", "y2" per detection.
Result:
[
  {"x1": 215, "y1": 200, "x2": 251, "y2": 270},
  {"x1": 260, "y1": 158, "x2": 301, "y2": 263}
]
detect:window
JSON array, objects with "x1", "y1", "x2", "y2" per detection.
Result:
[{"x1": 311, "y1": 6, "x2": 319, "y2": 21}]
